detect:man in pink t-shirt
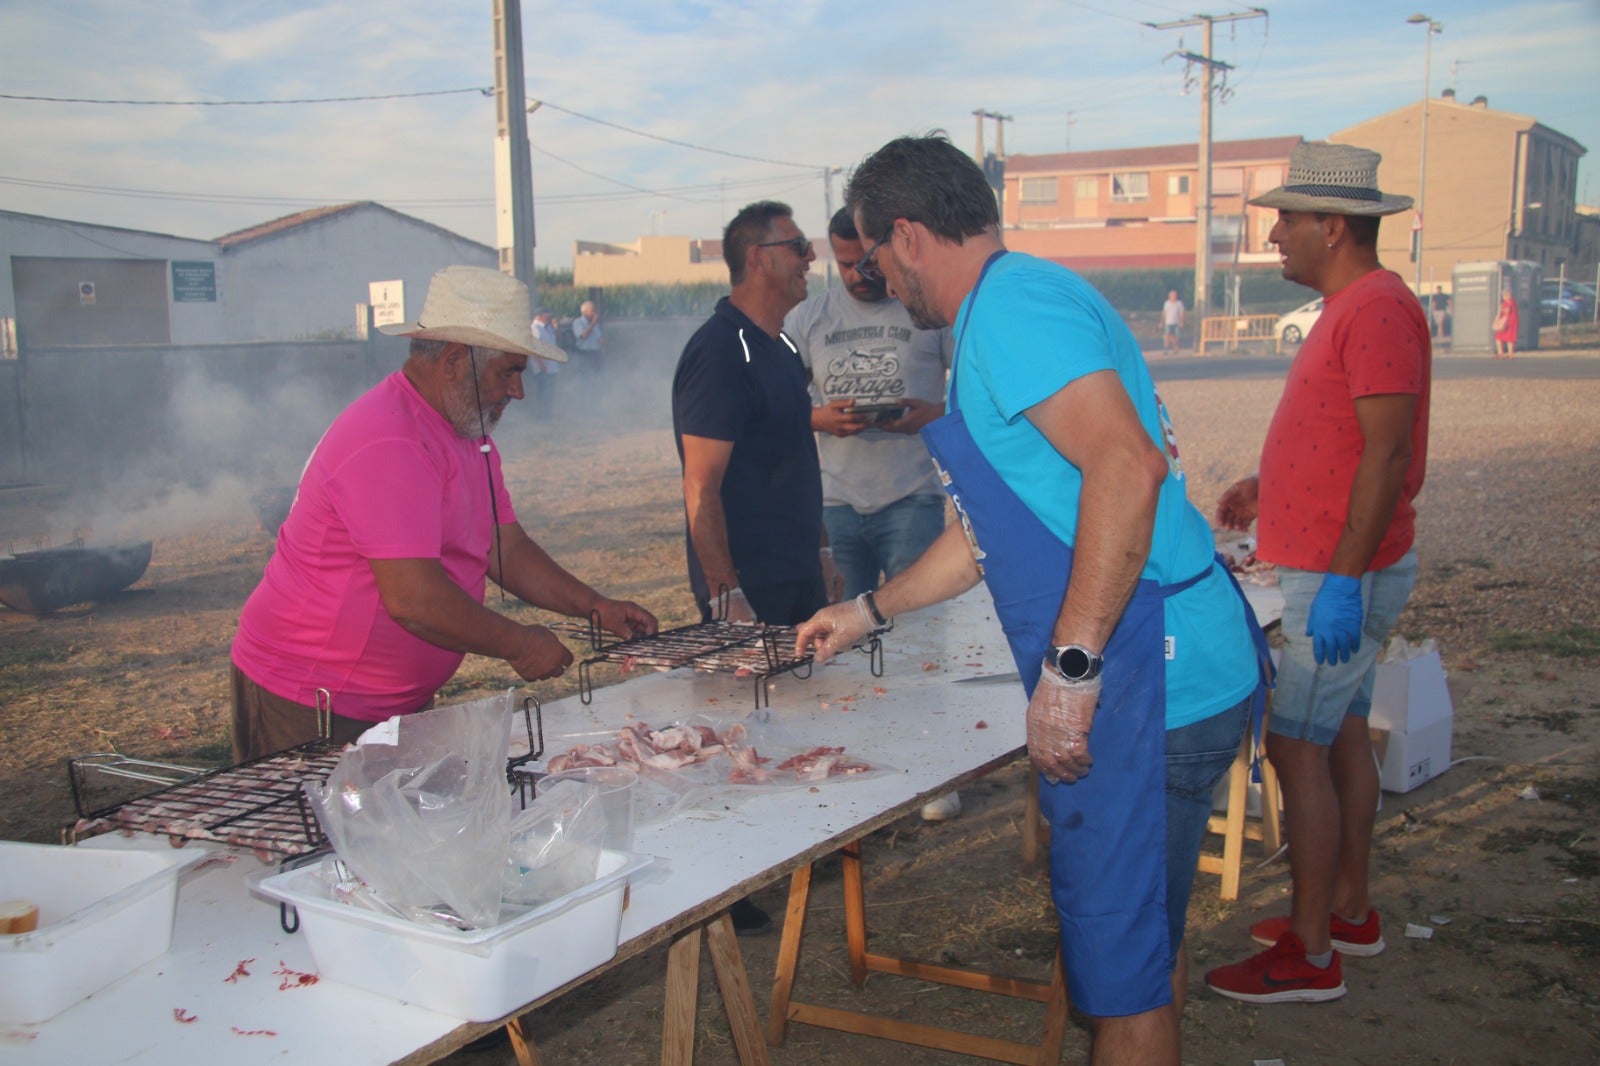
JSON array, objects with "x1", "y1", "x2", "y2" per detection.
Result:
[
  {"x1": 1206, "y1": 144, "x2": 1431, "y2": 1007},
  {"x1": 230, "y1": 266, "x2": 658, "y2": 762}
]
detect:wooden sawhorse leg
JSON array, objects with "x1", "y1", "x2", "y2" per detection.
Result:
[
  {"x1": 505, "y1": 1017, "x2": 541, "y2": 1066},
  {"x1": 662, "y1": 911, "x2": 770, "y2": 1066},
  {"x1": 769, "y1": 841, "x2": 1071, "y2": 1064}
]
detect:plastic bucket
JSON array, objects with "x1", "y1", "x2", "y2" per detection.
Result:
[{"x1": 540, "y1": 767, "x2": 637, "y2": 851}]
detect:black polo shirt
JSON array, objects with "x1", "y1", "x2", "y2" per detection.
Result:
[{"x1": 672, "y1": 297, "x2": 823, "y2": 600}]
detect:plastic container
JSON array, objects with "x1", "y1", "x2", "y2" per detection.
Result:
[
  {"x1": 0, "y1": 841, "x2": 196, "y2": 1024},
  {"x1": 253, "y1": 849, "x2": 651, "y2": 1021},
  {"x1": 540, "y1": 766, "x2": 638, "y2": 851}
]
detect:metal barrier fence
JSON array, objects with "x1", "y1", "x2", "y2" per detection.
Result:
[{"x1": 1198, "y1": 314, "x2": 1283, "y2": 355}]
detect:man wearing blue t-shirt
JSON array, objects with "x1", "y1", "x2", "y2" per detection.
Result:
[{"x1": 794, "y1": 136, "x2": 1269, "y2": 1065}]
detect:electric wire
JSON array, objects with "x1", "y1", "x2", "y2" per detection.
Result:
[{"x1": 0, "y1": 87, "x2": 490, "y2": 106}]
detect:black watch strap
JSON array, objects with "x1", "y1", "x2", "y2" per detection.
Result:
[
  {"x1": 1049, "y1": 644, "x2": 1103, "y2": 682},
  {"x1": 861, "y1": 590, "x2": 890, "y2": 629}
]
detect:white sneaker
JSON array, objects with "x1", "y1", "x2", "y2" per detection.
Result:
[{"x1": 920, "y1": 791, "x2": 962, "y2": 822}]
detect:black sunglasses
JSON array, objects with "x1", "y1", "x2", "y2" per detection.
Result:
[
  {"x1": 756, "y1": 234, "x2": 811, "y2": 257},
  {"x1": 856, "y1": 232, "x2": 891, "y2": 283}
]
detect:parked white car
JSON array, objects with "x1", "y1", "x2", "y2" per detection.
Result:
[{"x1": 1274, "y1": 298, "x2": 1323, "y2": 346}]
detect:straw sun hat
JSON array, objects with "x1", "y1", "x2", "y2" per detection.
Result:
[
  {"x1": 1249, "y1": 141, "x2": 1414, "y2": 217},
  {"x1": 379, "y1": 265, "x2": 566, "y2": 362}
]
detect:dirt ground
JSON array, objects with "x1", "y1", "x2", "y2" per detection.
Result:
[{"x1": 1, "y1": 364, "x2": 1597, "y2": 1065}]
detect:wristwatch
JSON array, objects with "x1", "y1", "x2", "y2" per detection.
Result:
[
  {"x1": 1047, "y1": 644, "x2": 1103, "y2": 682},
  {"x1": 860, "y1": 590, "x2": 893, "y2": 632}
]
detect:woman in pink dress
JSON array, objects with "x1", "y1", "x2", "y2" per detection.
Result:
[{"x1": 1493, "y1": 289, "x2": 1519, "y2": 358}]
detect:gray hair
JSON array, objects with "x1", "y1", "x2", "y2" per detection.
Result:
[
  {"x1": 409, "y1": 339, "x2": 499, "y2": 363},
  {"x1": 845, "y1": 133, "x2": 998, "y2": 245}
]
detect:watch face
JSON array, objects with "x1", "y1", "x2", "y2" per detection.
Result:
[{"x1": 1058, "y1": 646, "x2": 1092, "y2": 679}]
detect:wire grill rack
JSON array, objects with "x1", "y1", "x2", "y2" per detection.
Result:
[
  {"x1": 550, "y1": 615, "x2": 882, "y2": 709},
  {"x1": 67, "y1": 697, "x2": 545, "y2": 859}
]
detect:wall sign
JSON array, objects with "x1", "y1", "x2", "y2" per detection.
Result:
[{"x1": 171, "y1": 261, "x2": 218, "y2": 302}]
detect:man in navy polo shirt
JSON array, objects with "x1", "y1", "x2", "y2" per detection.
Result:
[
  {"x1": 673, "y1": 200, "x2": 837, "y2": 628},
  {"x1": 672, "y1": 200, "x2": 837, "y2": 938}
]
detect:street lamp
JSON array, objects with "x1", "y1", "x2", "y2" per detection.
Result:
[{"x1": 1406, "y1": 13, "x2": 1442, "y2": 296}]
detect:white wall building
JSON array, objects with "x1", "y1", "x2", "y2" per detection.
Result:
[{"x1": 1, "y1": 202, "x2": 494, "y2": 349}]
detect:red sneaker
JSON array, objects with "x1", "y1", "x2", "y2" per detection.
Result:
[
  {"x1": 1205, "y1": 932, "x2": 1347, "y2": 1004},
  {"x1": 1249, "y1": 909, "x2": 1385, "y2": 957}
]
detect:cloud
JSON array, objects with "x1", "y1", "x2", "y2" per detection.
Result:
[{"x1": 1, "y1": 0, "x2": 1596, "y2": 265}]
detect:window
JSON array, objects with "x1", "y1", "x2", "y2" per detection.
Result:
[
  {"x1": 1167, "y1": 174, "x2": 1191, "y2": 196},
  {"x1": 1250, "y1": 166, "x2": 1284, "y2": 197},
  {"x1": 1074, "y1": 176, "x2": 1097, "y2": 201},
  {"x1": 1110, "y1": 172, "x2": 1149, "y2": 202},
  {"x1": 1020, "y1": 177, "x2": 1059, "y2": 205},
  {"x1": 1212, "y1": 168, "x2": 1244, "y2": 195}
]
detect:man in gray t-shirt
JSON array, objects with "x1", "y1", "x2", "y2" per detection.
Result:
[
  {"x1": 784, "y1": 208, "x2": 959, "y2": 820},
  {"x1": 785, "y1": 207, "x2": 951, "y2": 599}
]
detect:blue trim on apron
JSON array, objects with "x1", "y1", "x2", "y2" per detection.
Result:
[{"x1": 918, "y1": 250, "x2": 1272, "y2": 1016}]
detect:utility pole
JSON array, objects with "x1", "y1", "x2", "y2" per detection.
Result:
[
  {"x1": 1146, "y1": 8, "x2": 1266, "y2": 316},
  {"x1": 973, "y1": 109, "x2": 1012, "y2": 224},
  {"x1": 1407, "y1": 14, "x2": 1443, "y2": 297},
  {"x1": 822, "y1": 165, "x2": 842, "y2": 286},
  {"x1": 492, "y1": 0, "x2": 535, "y2": 290}
]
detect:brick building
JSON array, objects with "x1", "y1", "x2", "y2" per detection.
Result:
[{"x1": 998, "y1": 136, "x2": 1303, "y2": 271}]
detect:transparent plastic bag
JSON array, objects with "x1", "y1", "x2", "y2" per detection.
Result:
[
  {"x1": 502, "y1": 778, "x2": 606, "y2": 910},
  {"x1": 303, "y1": 689, "x2": 515, "y2": 929}
]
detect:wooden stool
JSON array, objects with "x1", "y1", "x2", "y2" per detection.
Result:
[
  {"x1": 1195, "y1": 730, "x2": 1282, "y2": 900},
  {"x1": 1020, "y1": 732, "x2": 1281, "y2": 901}
]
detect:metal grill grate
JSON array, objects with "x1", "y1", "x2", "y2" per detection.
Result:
[
  {"x1": 69, "y1": 743, "x2": 345, "y2": 859},
  {"x1": 68, "y1": 699, "x2": 545, "y2": 859},
  {"x1": 549, "y1": 617, "x2": 882, "y2": 709}
]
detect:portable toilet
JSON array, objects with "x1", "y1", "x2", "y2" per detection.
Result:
[{"x1": 1452, "y1": 260, "x2": 1541, "y2": 352}]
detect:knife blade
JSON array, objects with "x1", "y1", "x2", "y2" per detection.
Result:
[{"x1": 953, "y1": 671, "x2": 1021, "y2": 685}]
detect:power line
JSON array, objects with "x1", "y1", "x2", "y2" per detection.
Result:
[
  {"x1": 0, "y1": 87, "x2": 490, "y2": 106},
  {"x1": 2, "y1": 84, "x2": 831, "y2": 171},
  {"x1": 1053, "y1": 1, "x2": 1150, "y2": 26},
  {"x1": 531, "y1": 99, "x2": 826, "y2": 170},
  {"x1": 531, "y1": 143, "x2": 700, "y2": 205},
  {"x1": 0, "y1": 169, "x2": 817, "y2": 212}
]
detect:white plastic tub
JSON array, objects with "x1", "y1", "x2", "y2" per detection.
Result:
[
  {"x1": 0, "y1": 841, "x2": 196, "y2": 1024},
  {"x1": 253, "y1": 849, "x2": 651, "y2": 1021}
]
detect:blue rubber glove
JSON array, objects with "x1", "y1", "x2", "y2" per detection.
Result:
[{"x1": 1306, "y1": 573, "x2": 1364, "y2": 665}]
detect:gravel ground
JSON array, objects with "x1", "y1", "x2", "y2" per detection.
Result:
[{"x1": 2, "y1": 356, "x2": 1597, "y2": 1064}]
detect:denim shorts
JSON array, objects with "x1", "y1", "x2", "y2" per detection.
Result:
[
  {"x1": 1163, "y1": 695, "x2": 1251, "y2": 961},
  {"x1": 1269, "y1": 550, "x2": 1418, "y2": 746}
]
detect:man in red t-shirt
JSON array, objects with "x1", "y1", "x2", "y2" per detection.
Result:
[{"x1": 1205, "y1": 143, "x2": 1431, "y2": 1006}]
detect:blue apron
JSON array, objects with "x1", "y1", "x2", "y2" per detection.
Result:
[{"x1": 920, "y1": 251, "x2": 1271, "y2": 1016}]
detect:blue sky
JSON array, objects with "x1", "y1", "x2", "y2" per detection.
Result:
[{"x1": 2, "y1": 0, "x2": 1597, "y2": 268}]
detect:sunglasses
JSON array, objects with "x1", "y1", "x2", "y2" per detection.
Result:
[
  {"x1": 756, "y1": 234, "x2": 811, "y2": 258},
  {"x1": 856, "y1": 232, "x2": 891, "y2": 283}
]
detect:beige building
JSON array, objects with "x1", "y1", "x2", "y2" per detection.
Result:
[
  {"x1": 571, "y1": 236, "x2": 730, "y2": 287},
  {"x1": 999, "y1": 136, "x2": 1303, "y2": 270},
  {"x1": 1334, "y1": 91, "x2": 1590, "y2": 285},
  {"x1": 571, "y1": 234, "x2": 830, "y2": 288}
]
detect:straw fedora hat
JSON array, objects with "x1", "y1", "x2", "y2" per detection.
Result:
[
  {"x1": 1249, "y1": 141, "x2": 1413, "y2": 217},
  {"x1": 379, "y1": 265, "x2": 567, "y2": 362}
]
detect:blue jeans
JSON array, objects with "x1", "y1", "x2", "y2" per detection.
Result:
[
  {"x1": 822, "y1": 495, "x2": 946, "y2": 600},
  {"x1": 1271, "y1": 550, "x2": 1418, "y2": 746},
  {"x1": 1163, "y1": 696, "x2": 1251, "y2": 963}
]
